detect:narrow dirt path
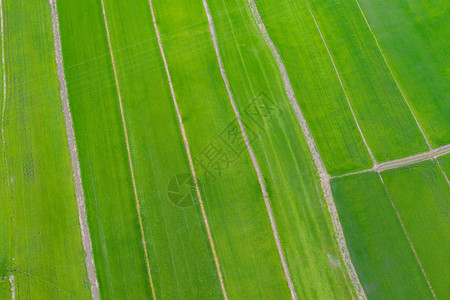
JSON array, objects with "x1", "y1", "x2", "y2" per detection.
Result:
[
  {"x1": 333, "y1": 144, "x2": 450, "y2": 179},
  {"x1": 247, "y1": 1, "x2": 366, "y2": 298},
  {"x1": 8, "y1": 275, "x2": 15, "y2": 300},
  {"x1": 304, "y1": 0, "x2": 376, "y2": 167},
  {"x1": 48, "y1": 1, "x2": 100, "y2": 299},
  {"x1": 99, "y1": 1, "x2": 156, "y2": 298},
  {"x1": 352, "y1": 0, "x2": 432, "y2": 151},
  {"x1": 378, "y1": 173, "x2": 437, "y2": 298},
  {"x1": 146, "y1": 1, "x2": 228, "y2": 299},
  {"x1": 202, "y1": 1, "x2": 297, "y2": 299}
]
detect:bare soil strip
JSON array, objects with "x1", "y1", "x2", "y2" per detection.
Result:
[
  {"x1": 304, "y1": 0, "x2": 376, "y2": 167},
  {"x1": 333, "y1": 144, "x2": 450, "y2": 179},
  {"x1": 48, "y1": 1, "x2": 100, "y2": 299},
  {"x1": 147, "y1": 1, "x2": 228, "y2": 298},
  {"x1": 8, "y1": 275, "x2": 15, "y2": 300},
  {"x1": 99, "y1": 1, "x2": 156, "y2": 297},
  {"x1": 352, "y1": 0, "x2": 432, "y2": 151},
  {"x1": 247, "y1": 1, "x2": 367, "y2": 298},
  {"x1": 202, "y1": 1, "x2": 297, "y2": 299},
  {"x1": 378, "y1": 173, "x2": 437, "y2": 298}
]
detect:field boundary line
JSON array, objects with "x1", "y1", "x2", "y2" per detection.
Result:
[
  {"x1": 304, "y1": 0, "x2": 376, "y2": 167},
  {"x1": 333, "y1": 144, "x2": 450, "y2": 179},
  {"x1": 202, "y1": 1, "x2": 297, "y2": 299},
  {"x1": 378, "y1": 173, "x2": 437, "y2": 298},
  {"x1": 48, "y1": 1, "x2": 100, "y2": 299},
  {"x1": 435, "y1": 159, "x2": 450, "y2": 185},
  {"x1": 247, "y1": 0, "x2": 367, "y2": 298},
  {"x1": 147, "y1": 1, "x2": 228, "y2": 298},
  {"x1": 99, "y1": 1, "x2": 156, "y2": 297}
]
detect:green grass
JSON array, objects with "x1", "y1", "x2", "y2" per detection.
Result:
[
  {"x1": 207, "y1": 0, "x2": 355, "y2": 297},
  {"x1": 307, "y1": 0, "x2": 428, "y2": 162},
  {"x1": 331, "y1": 172, "x2": 433, "y2": 299},
  {"x1": 100, "y1": 0, "x2": 223, "y2": 298},
  {"x1": 357, "y1": 0, "x2": 450, "y2": 147},
  {"x1": 438, "y1": 153, "x2": 450, "y2": 177},
  {"x1": 56, "y1": 0, "x2": 152, "y2": 297},
  {"x1": 0, "y1": 0, "x2": 90, "y2": 298},
  {"x1": 0, "y1": 279, "x2": 10, "y2": 299},
  {"x1": 254, "y1": 0, "x2": 372, "y2": 175},
  {"x1": 381, "y1": 160, "x2": 450, "y2": 298},
  {"x1": 152, "y1": 0, "x2": 293, "y2": 297}
]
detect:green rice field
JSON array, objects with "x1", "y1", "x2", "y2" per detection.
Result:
[{"x1": 0, "y1": 0, "x2": 448, "y2": 298}]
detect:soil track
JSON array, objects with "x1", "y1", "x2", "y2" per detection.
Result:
[{"x1": 48, "y1": 0, "x2": 99, "y2": 298}]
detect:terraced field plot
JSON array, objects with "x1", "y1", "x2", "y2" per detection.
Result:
[{"x1": 0, "y1": 0, "x2": 448, "y2": 299}]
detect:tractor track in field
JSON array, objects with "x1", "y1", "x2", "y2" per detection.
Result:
[
  {"x1": 147, "y1": 0, "x2": 228, "y2": 298},
  {"x1": 48, "y1": 0, "x2": 100, "y2": 299},
  {"x1": 99, "y1": 0, "x2": 157, "y2": 298},
  {"x1": 247, "y1": 1, "x2": 366, "y2": 299},
  {"x1": 202, "y1": 1, "x2": 297, "y2": 299}
]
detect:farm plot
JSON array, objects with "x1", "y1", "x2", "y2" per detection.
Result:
[
  {"x1": 56, "y1": 0, "x2": 153, "y2": 297},
  {"x1": 306, "y1": 0, "x2": 429, "y2": 162},
  {"x1": 0, "y1": 0, "x2": 90, "y2": 298},
  {"x1": 357, "y1": 0, "x2": 450, "y2": 147},
  {"x1": 98, "y1": 0, "x2": 224, "y2": 298},
  {"x1": 381, "y1": 160, "x2": 450, "y2": 298},
  {"x1": 253, "y1": 0, "x2": 373, "y2": 175},
  {"x1": 151, "y1": 0, "x2": 293, "y2": 298},
  {"x1": 207, "y1": 0, "x2": 355, "y2": 297},
  {"x1": 331, "y1": 172, "x2": 433, "y2": 299}
]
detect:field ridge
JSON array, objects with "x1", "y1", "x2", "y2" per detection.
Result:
[
  {"x1": 247, "y1": 1, "x2": 366, "y2": 298},
  {"x1": 48, "y1": 0, "x2": 99, "y2": 298}
]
